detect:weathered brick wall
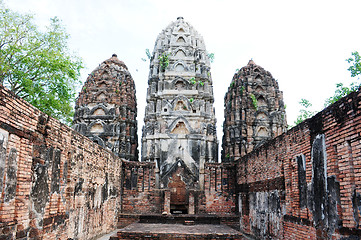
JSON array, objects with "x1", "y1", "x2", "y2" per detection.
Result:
[
  {"x1": 0, "y1": 86, "x2": 122, "y2": 240},
  {"x1": 199, "y1": 163, "x2": 237, "y2": 214},
  {"x1": 237, "y1": 89, "x2": 361, "y2": 239},
  {"x1": 121, "y1": 161, "x2": 163, "y2": 214}
]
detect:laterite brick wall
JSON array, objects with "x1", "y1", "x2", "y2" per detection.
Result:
[
  {"x1": 0, "y1": 86, "x2": 122, "y2": 240},
  {"x1": 200, "y1": 163, "x2": 237, "y2": 214},
  {"x1": 121, "y1": 161, "x2": 163, "y2": 214},
  {"x1": 237, "y1": 89, "x2": 361, "y2": 239}
]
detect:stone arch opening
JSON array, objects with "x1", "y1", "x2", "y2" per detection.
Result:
[
  {"x1": 178, "y1": 28, "x2": 185, "y2": 33},
  {"x1": 175, "y1": 101, "x2": 187, "y2": 111},
  {"x1": 175, "y1": 81, "x2": 186, "y2": 90},
  {"x1": 255, "y1": 74, "x2": 262, "y2": 82},
  {"x1": 92, "y1": 108, "x2": 106, "y2": 116},
  {"x1": 168, "y1": 174, "x2": 188, "y2": 214},
  {"x1": 171, "y1": 122, "x2": 189, "y2": 134},
  {"x1": 257, "y1": 96, "x2": 267, "y2": 107},
  {"x1": 90, "y1": 123, "x2": 104, "y2": 133},
  {"x1": 256, "y1": 127, "x2": 268, "y2": 137},
  {"x1": 177, "y1": 37, "x2": 186, "y2": 43},
  {"x1": 96, "y1": 92, "x2": 107, "y2": 101},
  {"x1": 255, "y1": 86, "x2": 264, "y2": 93},
  {"x1": 175, "y1": 50, "x2": 186, "y2": 58},
  {"x1": 175, "y1": 63, "x2": 185, "y2": 72}
]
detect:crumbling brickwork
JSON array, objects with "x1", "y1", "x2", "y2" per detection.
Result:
[
  {"x1": 73, "y1": 54, "x2": 138, "y2": 161},
  {"x1": 199, "y1": 163, "x2": 237, "y2": 215},
  {"x1": 121, "y1": 161, "x2": 164, "y2": 214},
  {"x1": 236, "y1": 89, "x2": 361, "y2": 239},
  {"x1": 222, "y1": 60, "x2": 287, "y2": 161},
  {"x1": 0, "y1": 85, "x2": 122, "y2": 240}
]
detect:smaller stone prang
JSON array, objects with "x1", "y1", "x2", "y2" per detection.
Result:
[
  {"x1": 222, "y1": 60, "x2": 287, "y2": 162},
  {"x1": 73, "y1": 54, "x2": 138, "y2": 161}
]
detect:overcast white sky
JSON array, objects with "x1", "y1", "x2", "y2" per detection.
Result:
[{"x1": 5, "y1": 0, "x2": 361, "y2": 150}]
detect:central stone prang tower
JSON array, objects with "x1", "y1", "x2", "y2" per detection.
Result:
[{"x1": 141, "y1": 17, "x2": 218, "y2": 191}]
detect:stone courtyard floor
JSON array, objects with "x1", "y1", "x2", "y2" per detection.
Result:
[
  {"x1": 109, "y1": 223, "x2": 245, "y2": 239},
  {"x1": 120, "y1": 223, "x2": 241, "y2": 234}
]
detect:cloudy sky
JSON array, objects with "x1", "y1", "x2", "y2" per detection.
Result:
[{"x1": 5, "y1": 0, "x2": 361, "y2": 148}]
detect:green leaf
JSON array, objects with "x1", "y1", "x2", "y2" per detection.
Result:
[{"x1": 0, "y1": 2, "x2": 83, "y2": 125}]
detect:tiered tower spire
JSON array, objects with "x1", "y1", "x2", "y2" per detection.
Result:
[
  {"x1": 141, "y1": 17, "x2": 218, "y2": 190},
  {"x1": 73, "y1": 55, "x2": 138, "y2": 161}
]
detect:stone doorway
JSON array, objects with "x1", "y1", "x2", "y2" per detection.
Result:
[{"x1": 168, "y1": 175, "x2": 188, "y2": 214}]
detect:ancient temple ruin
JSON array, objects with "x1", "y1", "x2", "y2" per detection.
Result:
[
  {"x1": 1, "y1": 17, "x2": 361, "y2": 240},
  {"x1": 73, "y1": 54, "x2": 138, "y2": 161},
  {"x1": 141, "y1": 17, "x2": 218, "y2": 207},
  {"x1": 222, "y1": 60, "x2": 287, "y2": 161}
]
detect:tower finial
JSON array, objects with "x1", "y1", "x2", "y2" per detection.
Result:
[{"x1": 248, "y1": 59, "x2": 256, "y2": 65}]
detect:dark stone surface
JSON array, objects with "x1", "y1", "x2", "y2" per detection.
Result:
[
  {"x1": 74, "y1": 178, "x2": 84, "y2": 197},
  {"x1": 309, "y1": 134, "x2": 339, "y2": 238},
  {"x1": 30, "y1": 163, "x2": 49, "y2": 213},
  {"x1": 0, "y1": 135, "x2": 6, "y2": 195},
  {"x1": 51, "y1": 149, "x2": 61, "y2": 193},
  {"x1": 297, "y1": 155, "x2": 307, "y2": 209},
  {"x1": 352, "y1": 189, "x2": 361, "y2": 228},
  {"x1": 4, "y1": 148, "x2": 17, "y2": 202}
]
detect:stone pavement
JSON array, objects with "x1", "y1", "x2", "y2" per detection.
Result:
[{"x1": 113, "y1": 223, "x2": 244, "y2": 239}]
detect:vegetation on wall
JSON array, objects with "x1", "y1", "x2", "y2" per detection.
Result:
[
  {"x1": 0, "y1": 1, "x2": 83, "y2": 125},
  {"x1": 293, "y1": 51, "x2": 361, "y2": 126},
  {"x1": 158, "y1": 52, "x2": 169, "y2": 71}
]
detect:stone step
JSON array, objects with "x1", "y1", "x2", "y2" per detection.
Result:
[
  {"x1": 115, "y1": 223, "x2": 244, "y2": 240},
  {"x1": 139, "y1": 214, "x2": 221, "y2": 225},
  {"x1": 118, "y1": 213, "x2": 240, "y2": 230}
]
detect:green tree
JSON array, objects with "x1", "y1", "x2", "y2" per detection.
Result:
[
  {"x1": 293, "y1": 51, "x2": 361, "y2": 127},
  {"x1": 324, "y1": 82, "x2": 360, "y2": 107},
  {"x1": 347, "y1": 51, "x2": 361, "y2": 77},
  {"x1": 294, "y1": 99, "x2": 316, "y2": 125},
  {"x1": 0, "y1": 2, "x2": 83, "y2": 124},
  {"x1": 324, "y1": 51, "x2": 361, "y2": 107}
]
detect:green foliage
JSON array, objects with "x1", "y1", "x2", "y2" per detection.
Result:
[
  {"x1": 240, "y1": 86, "x2": 245, "y2": 95},
  {"x1": 324, "y1": 82, "x2": 360, "y2": 107},
  {"x1": 346, "y1": 51, "x2": 361, "y2": 77},
  {"x1": 250, "y1": 93, "x2": 258, "y2": 110},
  {"x1": 0, "y1": 3, "x2": 83, "y2": 125},
  {"x1": 323, "y1": 52, "x2": 361, "y2": 107},
  {"x1": 189, "y1": 77, "x2": 204, "y2": 86},
  {"x1": 208, "y1": 53, "x2": 214, "y2": 63},
  {"x1": 158, "y1": 52, "x2": 169, "y2": 71},
  {"x1": 294, "y1": 99, "x2": 316, "y2": 125},
  {"x1": 230, "y1": 81, "x2": 235, "y2": 88},
  {"x1": 141, "y1": 48, "x2": 152, "y2": 62}
]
